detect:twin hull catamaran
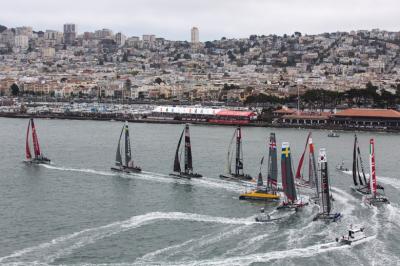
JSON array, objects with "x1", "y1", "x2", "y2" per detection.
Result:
[
  {"x1": 365, "y1": 139, "x2": 389, "y2": 205},
  {"x1": 295, "y1": 133, "x2": 320, "y2": 199},
  {"x1": 220, "y1": 126, "x2": 252, "y2": 181},
  {"x1": 111, "y1": 122, "x2": 141, "y2": 173},
  {"x1": 170, "y1": 124, "x2": 202, "y2": 179},
  {"x1": 313, "y1": 148, "x2": 341, "y2": 222},
  {"x1": 239, "y1": 133, "x2": 280, "y2": 201},
  {"x1": 351, "y1": 135, "x2": 383, "y2": 195},
  {"x1": 25, "y1": 118, "x2": 51, "y2": 164}
]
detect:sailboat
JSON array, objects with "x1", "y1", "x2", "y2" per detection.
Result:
[
  {"x1": 277, "y1": 142, "x2": 308, "y2": 210},
  {"x1": 295, "y1": 132, "x2": 319, "y2": 199},
  {"x1": 25, "y1": 118, "x2": 51, "y2": 164},
  {"x1": 313, "y1": 148, "x2": 342, "y2": 222},
  {"x1": 239, "y1": 133, "x2": 280, "y2": 201},
  {"x1": 219, "y1": 126, "x2": 252, "y2": 181},
  {"x1": 256, "y1": 141, "x2": 308, "y2": 222},
  {"x1": 170, "y1": 124, "x2": 202, "y2": 179},
  {"x1": 351, "y1": 135, "x2": 383, "y2": 195},
  {"x1": 365, "y1": 139, "x2": 389, "y2": 205},
  {"x1": 111, "y1": 121, "x2": 141, "y2": 173}
]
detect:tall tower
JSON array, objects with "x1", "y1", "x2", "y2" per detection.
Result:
[
  {"x1": 191, "y1": 27, "x2": 199, "y2": 43},
  {"x1": 63, "y1": 23, "x2": 76, "y2": 45}
]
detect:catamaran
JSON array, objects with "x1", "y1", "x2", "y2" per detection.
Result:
[
  {"x1": 239, "y1": 133, "x2": 280, "y2": 201},
  {"x1": 256, "y1": 141, "x2": 308, "y2": 222},
  {"x1": 351, "y1": 135, "x2": 383, "y2": 195},
  {"x1": 313, "y1": 148, "x2": 342, "y2": 222},
  {"x1": 111, "y1": 121, "x2": 141, "y2": 173},
  {"x1": 220, "y1": 126, "x2": 252, "y2": 181},
  {"x1": 170, "y1": 124, "x2": 202, "y2": 179},
  {"x1": 365, "y1": 139, "x2": 389, "y2": 205},
  {"x1": 277, "y1": 142, "x2": 308, "y2": 210},
  {"x1": 295, "y1": 133, "x2": 319, "y2": 199},
  {"x1": 25, "y1": 118, "x2": 51, "y2": 164}
]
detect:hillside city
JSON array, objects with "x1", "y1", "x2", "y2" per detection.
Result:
[{"x1": 1, "y1": 23, "x2": 400, "y2": 109}]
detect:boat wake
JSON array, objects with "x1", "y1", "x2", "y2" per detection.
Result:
[
  {"x1": 341, "y1": 170, "x2": 400, "y2": 190},
  {"x1": 39, "y1": 164, "x2": 116, "y2": 176},
  {"x1": 146, "y1": 236, "x2": 376, "y2": 266},
  {"x1": 0, "y1": 212, "x2": 256, "y2": 264},
  {"x1": 40, "y1": 163, "x2": 247, "y2": 193}
]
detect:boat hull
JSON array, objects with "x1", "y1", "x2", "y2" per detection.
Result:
[
  {"x1": 239, "y1": 190, "x2": 280, "y2": 201},
  {"x1": 313, "y1": 212, "x2": 342, "y2": 222},
  {"x1": 169, "y1": 172, "x2": 203, "y2": 179},
  {"x1": 365, "y1": 195, "x2": 390, "y2": 205},
  {"x1": 25, "y1": 158, "x2": 51, "y2": 165},
  {"x1": 111, "y1": 166, "x2": 142, "y2": 173},
  {"x1": 219, "y1": 174, "x2": 252, "y2": 181}
]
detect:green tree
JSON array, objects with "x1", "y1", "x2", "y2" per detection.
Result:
[{"x1": 10, "y1": 83, "x2": 20, "y2": 96}]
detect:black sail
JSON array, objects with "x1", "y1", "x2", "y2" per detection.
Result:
[
  {"x1": 235, "y1": 126, "x2": 243, "y2": 176},
  {"x1": 352, "y1": 135, "x2": 358, "y2": 186},
  {"x1": 357, "y1": 146, "x2": 367, "y2": 184},
  {"x1": 115, "y1": 125, "x2": 124, "y2": 166},
  {"x1": 124, "y1": 123, "x2": 132, "y2": 167},
  {"x1": 281, "y1": 142, "x2": 297, "y2": 202},
  {"x1": 173, "y1": 129, "x2": 184, "y2": 172},
  {"x1": 184, "y1": 124, "x2": 192, "y2": 173},
  {"x1": 319, "y1": 148, "x2": 331, "y2": 214},
  {"x1": 267, "y1": 133, "x2": 278, "y2": 189}
]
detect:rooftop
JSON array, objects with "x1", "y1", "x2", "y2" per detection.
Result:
[{"x1": 333, "y1": 108, "x2": 400, "y2": 118}]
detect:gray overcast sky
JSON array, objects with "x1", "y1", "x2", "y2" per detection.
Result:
[{"x1": 1, "y1": 0, "x2": 399, "y2": 41}]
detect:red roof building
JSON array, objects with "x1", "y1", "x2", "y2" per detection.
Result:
[{"x1": 331, "y1": 108, "x2": 400, "y2": 128}]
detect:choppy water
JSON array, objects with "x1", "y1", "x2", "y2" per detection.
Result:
[{"x1": 0, "y1": 117, "x2": 399, "y2": 265}]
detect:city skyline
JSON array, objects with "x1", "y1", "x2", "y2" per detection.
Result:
[{"x1": 1, "y1": 0, "x2": 400, "y2": 41}]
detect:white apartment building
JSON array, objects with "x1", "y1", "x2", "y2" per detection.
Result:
[
  {"x1": 115, "y1": 32, "x2": 126, "y2": 47},
  {"x1": 142, "y1": 34, "x2": 156, "y2": 42},
  {"x1": 191, "y1": 27, "x2": 199, "y2": 43},
  {"x1": 14, "y1": 35, "x2": 29, "y2": 50}
]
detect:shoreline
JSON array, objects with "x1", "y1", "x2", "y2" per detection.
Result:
[{"x1": 0, "y1": 113, "x2": 398, "y2": 133}]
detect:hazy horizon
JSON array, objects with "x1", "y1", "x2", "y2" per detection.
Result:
[{"x1": 1, "y1": 0, "x2": 400, "y2": 41}]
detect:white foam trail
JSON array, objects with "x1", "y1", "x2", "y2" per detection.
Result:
[
  {"x1": 330, "y1": 187, "x2": 358, "y2": 216},
  {"x1": 341, "y1": 170, "x2": 400, "y2": 190},
  {"x1": 40, "y1": 164, "x2": 116, "y2": 177},
  {"x1": 41, "y1": 164, "x2": 247, "y2": 193},
  {"x1": 160, "y1": 236, "x2": 375, "y2": 266},
  {"x1": 139, "y1": 225, "x2": 250, "y2": 263},
  {"x1": 0, "y1": 212, "x2": 256, "y2": 264}
]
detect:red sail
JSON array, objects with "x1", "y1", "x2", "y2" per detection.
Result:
[
  {"x1": 295, "y1": 132, "x2": 311, "y2": 180},
  {"x1": 31, "y1": 119, "x2": 41, "y2": 157},
  {"x1": 370, "y1": 139, "x2": 377, "y2": 196},
  {"x1": 25, "y1": 119, "x2": 32, "y2": 160}
]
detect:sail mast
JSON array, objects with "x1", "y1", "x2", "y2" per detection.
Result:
[
  {"x1": 115, "y1": 124, "x2": 124, "y2": 166},
  {"x1": 369, "y1": 139, "x2": 377, "y2": 197},
  {"x1": 235, "y1": 126, "x2": 243, "y2": 176},
  {"x1": 184, "y1": 124, "x2": 193, "y2": 174},
  {"x1": 26, "y1": 119, "x2": 32, "y2": 160},
  {"x1": 173, "y1": 129, "x2": 184, "y2": 172},
  {"x1": 319, "y1": 148, "x2": 331, "y2": 215},
  {"x1": 267, "y1": 133, "x2": 278, "y2": 190},
  {"x1": 31, "y1": 118, "x2": 41, "y2": 158},
  {"x1": 309, "y1": 137, "x2": 319, "y2": 195},
  {"x1": 281, "y1": 142, "x2": 297, "y2": 203},
  {"x1": 352, "y1": 135, "x2": 358, "y2": 186}
]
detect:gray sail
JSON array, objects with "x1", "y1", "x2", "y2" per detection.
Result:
[
  {"x1": 173, "y1": 129, "x2": 184, "y2": 173},
  {"x1": 281, "y1": 142, "x2": 297, "y2": 202},
  {"x1": 124, "y1": 122, "x2": 132, "y2": 167},
  {"x1": 319, "y1": 148, "x2": 331, "y2": 214},
  {"x1": 257, "y1": 156, "x2": 264, "y2": 187},
  {"x1": 184, "y1": 124, "x2": 192, "y2": 174},
  {"x1": 267, "y1": 133, "x2": 278, "y2": 189},
  {"x1": 115, "y1": 125, "x2": 124, "y2": 166}
]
